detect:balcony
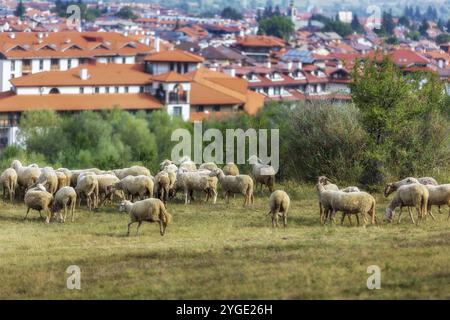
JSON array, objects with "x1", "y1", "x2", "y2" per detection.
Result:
[{"x1": 168, "y1": 92, "x2": 188, "y2": 104}]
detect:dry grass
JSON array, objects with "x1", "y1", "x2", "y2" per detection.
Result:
[{"x1": 0, "y1": 184, "x2": 449, "y2": 299}]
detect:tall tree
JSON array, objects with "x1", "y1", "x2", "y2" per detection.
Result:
[
  {"x1": 220, "y1": 7, "x2": 243, "y2": 20},
  {"x1": 351, "y1": 13, "x2": 364, "y2": 33},
  {"x1": 258, "y1": 15, "x2": 294, "y2": 40},
  {"x1": 15, "y1": 0, "x2": 25, "y2": 18},
  {"x1": 419, "y1": 19, "x2": 430, "y2": 36}
]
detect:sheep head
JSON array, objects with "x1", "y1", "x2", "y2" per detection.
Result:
[
  {"x1": 384, "y1": 208, "x2": 394, "y2": 222},
  {"x1": 118, "y1": 200, "x2": 131, "y2": 213},
  {"x1": 384, "y1": 183, "x2": 395, "y2": 197}
]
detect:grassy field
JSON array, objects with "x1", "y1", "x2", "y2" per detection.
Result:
[{"x1": 0, "y1": 183, "x2": 449, "y2": 299}]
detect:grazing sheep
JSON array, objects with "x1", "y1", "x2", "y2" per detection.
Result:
[
  {"x1": 178, "y1": 156, "x2": 197, "y2": 172},
  {"x1": 425, "y1": 184, "x2": 450, "y2": 220},
  {"x1": 24, "y1": 189, "x2": 53, "y2": 223},
  {"x1": 199, "y1": 162, "x2": 218, "y2": 171},
  {"x1": 96, "y1": 174, "x2": 121, "y2": 205},
  {"x1": 177, "y1": 169, "x2": 218, "y2": 204},
  {"x1": 209, "y1": 168, "x2": 253, "y2": 206},
  {"x1": 268, "y1": 190, "x2": 290, "y2": 228},
  {"x1": 52, "y1": 187, "x2": 77, "y2": 222},
  {"x1": 384, "y1": 177, "x2": 438, "y2": 197},
  {"x1": 31, "y1": 167, "x2": 58, "y2": 195},
  {"x1": 11, "y1": 160, "x2": 41, "y2": 195},
  {"x1": 57, "y1": 168, "x2": 73, "y2": 186},
  {"x1": 0, "y1": 168, "x2": 17, "y2": 202},
  {"x1": 315, "y1": 176, "x2": 339, "y2": 224},
  {"x1": 113, "y1": 166, "x2": 151, "y2": 180},
  {"x1": 55, "y1": 171, "x2": 69, "y2": 190},
  {"x1": 75, "y1": 174, "x2": 99, "y2": 211},
  {"x1": 341, "y1": 186, "x2": 360, "y2": 193},
  {"x1": 154, "y1": 171, "x2": 171, "y2": 204},
  {"x1": 223, "y1": 162, "x2": 239, "y2": 176},
  {"x1": 113, "y1": 175, "x2": 154, "y2": 201},
  {"x1": 119, "y1": 199, "x2": 172, "y2": 236},
  {"x1": 330, "y1": 191, "x2": 377, "y2": 227},
  {"x1": 248, "y1": 155, "x2": 275, "y2": 193},
  {"x1": 70, "y1": 168, "x2": 102, "y2": 187},
  {"x1": 384, "y1": 183, "x2": 429, "y2": 225}
]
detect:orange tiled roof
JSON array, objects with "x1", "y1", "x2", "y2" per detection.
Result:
[
  {"x1": 0, "y1": 92, "x2": 162, "y2": 112},
  {"x1": 11, "y1": 64, "x2": 152, "y2": 87},
  {"x1": 144, "y1": 49, "x2": 204, "y2": 62},
  {"x1": 0, "y1": 32, "x2": 153, "y2": 59},
  {"x1": 236, "y1": 35, "x2": 285, "y2": 48},
  {"x1": 152, "y1": 71, "x2": 191, "y2": 83}
]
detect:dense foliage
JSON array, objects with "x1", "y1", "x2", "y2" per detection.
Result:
[{"x1": 257, "y1": 15, "x2": 294, "y2": 40}]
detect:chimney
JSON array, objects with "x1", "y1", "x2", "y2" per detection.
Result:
[
  {"x1": 337, "y1": 61, "x2": 343, "y2": 69},
  {"x1": 297, "y1": 61, "x2": 302, "y2": 69},
  {"x1": 265, "y1": 61, "x2": 271, "y2": 68},
  {"x1": 154, "y1": 36, "x2": 160, "y2": 52},
  {"x1": 79, "y1": 68, "x2": 89, "y2": 80},
  {"x1": 9, "y1": 32, "x2": 15, "y2": 39},
  {"x1": 224, "y1": 67, "x2": 236, "y2": 77},
  {"x1": 286, "y1": 61, "x2": 292, "y2": 70}
]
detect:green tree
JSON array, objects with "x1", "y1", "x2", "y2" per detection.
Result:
[
  {"x1": 436, "y1": 33, "x2": 450, "y2": 44},
  {"x1": 258, "y1": 15, "x2": 294, "y2": 40},
  {"x1": 14, "y1": 0, "x2": 25, "y2": 18},
  {"x1": 220, "y1": 6, "x2": 243, "y2": 20},
  {"x1": 323, "y1": 20, "x2": 353, "y2": 37},
  {"x1": 116, "y1": 6, "x2": 137, "y2": 20},
  {"x1": 351, "y1": 13, "x2": 364, "y2": 33},
  {"x1": 419, "y1": 19, "x2": 430, "y2": 36},
  {"x1": 398, "y1": 16, "x2": 410, "y2": 27}
]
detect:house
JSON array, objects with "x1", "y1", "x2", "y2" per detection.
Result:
[
  {"x1": 0, "y1": 31, "x2": 157, "y2": 92},
  {"x1": 234, "y1": 35, "x2": 285, "y2": 63},
  {"x1": 0, "y1": 47, "x2": 264, "y2": 146}
]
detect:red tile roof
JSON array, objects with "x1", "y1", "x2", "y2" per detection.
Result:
[
  {"x1": 144, "y1": 49, "x2": 204, "y2": 63},
  {"x1": 236, "y1": 35, "x2": 285, "y2": 48}
]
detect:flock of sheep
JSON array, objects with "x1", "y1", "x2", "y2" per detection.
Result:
[
  {"x1": 316, "y1": 175, "x2": 450, "y2": 226},
  {"x1": 1, "y1": 156, "x2": 449, "y2": 236}
]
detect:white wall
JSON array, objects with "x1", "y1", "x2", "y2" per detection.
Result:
[
  {"x1": 15, "y1": 85, "x2": 144, "y2": 95},
  {"x1": 166, "y1": 103, "x2": 190, "y2": 121}
]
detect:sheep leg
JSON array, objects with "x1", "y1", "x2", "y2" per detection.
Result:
[
  {"x1": 127, "y1": 222, "x2": 134, "y2": 236},
  {"x1": 319, "y1": 203, "x2": 324, "y2": 224},
  {"x1": 271, "y1": 215, "x2": 276, "y2": 228},
  {"x1": 24, "y1": 207, "x2": 31, "y2": 220},
  {"x1": 340, "y1": 213, "x2": 346, "y2": 225},
  {"x1": 398, "y1": 208, "x2": 404, "y2": 224},
  {"x1": 428, "y1": 211, "x2": 436, "y2": 221},
  {"x1": 283, "y1": 213, "x2": 287, "y2": 228},
  {"x1": 347, "y1": 215, "x2": 353, "y2": 225},
  {"x1": 45, "y1": 209, "x2": 51, "y2": 224},
  {"x1": 71, "y1": 202, "x2": 75, "y2": 222},
  {"x1": 159, "y1": 220, "x2": 166, "y2": 236},
  {"x1": 212, "y1": 189, "x2": 217, "y2": 204},
  {"x1": 356, "y1": 214, "x2": 360, "y2": 226},
  {"x1": 408, "y1": 208, "x2": 416, "y2": 225},
  {"x1": 136, "y1": 221, "x2": 142, "y2": 235}
]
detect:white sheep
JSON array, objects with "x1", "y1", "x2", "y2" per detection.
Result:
[
  {"x1": 1, "y1": 168, "x2": 17, "y2": 202},
  {"x1": 11, "y1": 160, "x2": 41, "y2": 196},
  {"x1": 52, "y1": 186, "x2": 77, "y2": 222},
  {"x1": 329, "y1": 191, "x2": 377, "y2": 227},
  {"x1": 268, "y1": 190, "x2": 290, "y2": 228},
  {"x1": 24, "y1": 188, "x2": 53, "y2": 223},
  {"x1": 113, "y1": 175, "x2": 154, "y2": 201},
  {"x1": 75, "y1": 174, "x2": 99, "y2": 211},
  {"x1": 425, "y1": 184, "x2": 450, "y2": 220},
  {"x1": 209, "y1": 168, "x2": 254, "y2": 206},
  {"x1": 177, "y1": 168, "x2": 218, "y2": 204},
  {"x1": 315, "y1": 176, "x2": 339, "y2": 224},
  {"x1": 223, "y1": 162, "x2": 239, "y2": 176},
  {"x1": 113, "y1": 166, "x2": 151, "y2": 180},
  {"x1": 248, "y1": 155, "x2": 275, "y2": 193},
  {"x1": 384, "y1": 183, "x2": 429, "y2": 225},
  {"x1": 119, "y1": 198, "x2": 172, "y2": 236}
]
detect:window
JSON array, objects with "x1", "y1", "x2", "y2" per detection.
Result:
[
  {"x1": 124, "y1": 86, "x2": 129, "y2": 93},
  {"x1": 115, "y1": 87, "x2": 119, "y2": 93},
  {"x1": 274, "y1": 86, "x2": 281, "y2": 95},
  {"x1": 95, "y1": 87, "x2": 100, "y2": 94},
  {"x1": 39, "y1": 60, "x2": 44, "y2": 70},
  {"x1": 139, "y1": 86, "x2": 144, "y2": 93},
  {"x1": 51, "y1": 59, "x2": 58, "y2": 70},
  {"x1": 196, "y1": 106, "x2": 204, "y2": 112},
  {"x1": 122, "y1": 57, "x2": 126, "y2": 64},
  {"x1": 105, "y1": 87, "x2": 110, "y2": 93},
  {"x1": 11, "y1": 61, "x2": 15, "y2": 72},
  {"x1": 79, "y1": 87, "x2": 84, "y2": 94},
  {"x1": 213, "y1": 105, "x2": 220, "y2": 112},
  {"x1": 169, "y1": 62, "x2": 175, "y2": 71},
  {"x1": 67, "y1": 59, "x2": 72, "y2": 69},
  {"x1": 173, "y1": 106, "x2": 182, "y2": 117}
]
